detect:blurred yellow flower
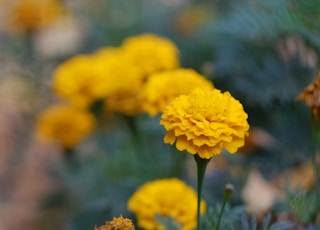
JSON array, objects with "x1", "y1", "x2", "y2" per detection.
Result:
[
  {"x1": 160, "y1": 88, "x2": 249, "y2": 159},
  {"x1": 53, "y1": 47, "x2": 147, "y2": 114},
  {"x1": 4, "y1": 0, "x2": 65, "y2": 34},
  {"x1": 128, "y1": 178, "x2": 206, "y2": 230},
  {"x1": 95, "y1": 215, "x2": 135, "y2": 230},
  {"x1": 52, "y1": 54, "x2": 114, "y2": 108},
  {"x1": 36, "y1": 104, "x2": 95, "y2": 148},
  {"x1": 106, "y1": 93, "x2": 142, "y2": 116},
  {"x1": 52, "y1": 33, "x2": 181, "y2": 115},
  {"x1": 140, "y1": 68, "x2": 214, "y2": 116},
  {"x1": 92, "y1": 47, "x2": 145, "y2": 115},
  {"x1": 121, "y1": 33, "x2": 180, "y2": 76}
]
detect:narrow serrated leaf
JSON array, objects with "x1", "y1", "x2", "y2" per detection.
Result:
[
  {"x1": 249, "y1": 214, "x2": 257, "y2": 230},
  {"x1": 261, "y1": 213, "x2": 272, "y2": 230},
  {"x1": 241, "y1": 212, "x2": 250, "y2": 230},
  {"x1": 269, "y1": 221, "x2": 296, "y2": 230}
]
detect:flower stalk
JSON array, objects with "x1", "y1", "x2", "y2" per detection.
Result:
[
  {"x1": 312, "y1": 120, "x2": 320, "y2": 204},
  {"x1": 63, "y1": 147, "x2": 80, "y2": 171},
  {"x1": 194, "y1": 154, "x2": 211, "y2": 230},
  {"x1": 215, "y1": 184, "x2": 234, "y2": 230}
]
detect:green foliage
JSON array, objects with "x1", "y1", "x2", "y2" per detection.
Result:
[
  {"x1": 156, "y1": 205, "x2": 297, "y2": 230},
  {"x1": 2, "y1": 0, "x2": 320, "y2": 229},
  {"x1": 156, "y1": 214, "x2": 183, "y2": 230},
  {"x1": 200, "y1": 0, "x2": 319, "y2": 105},
  {"x1": 200, "y1": 204, "x2": 242, "y2": 230},
  {"x1": 190, "y1": 0, "x2": 320, "y2": 180},
  {"x1": 35, "y1": 0, "x2": 320, "y2": 226},
  {"x1": 286, "y1": 189, "x2": 319, "y2": 224},
  {"x1": 200, "y1": 205, "x2": 295, "y2": 230}
]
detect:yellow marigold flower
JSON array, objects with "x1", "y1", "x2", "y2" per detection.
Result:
[
  {"x1": 140, "y1": 68, "x2": 214, "y2": 116},
  {"x1": 128, "y1": 178, "x2": 206, "y2": 230},
  {"x1": 121, "y1": 33, "x2": 180, "y2": 76},
  {"x1": 93, "y1": 47, "x2": 145, "y2": 115},
  {"x1": 160, "y1": 88, "x2": 249, "y2": 159},
  {"x1": 52, "y1": 54, "x2": 114, "y2": 108},
  {"x1": 36, "y1": 104, "x2": 95, "y2": 148},
  {"x1": 95, "y1": 215, "x2": 135, "y2": 230},
  {"x1": 94, "y1": 47, "x2": 144, "y2": 93},
  {"x1": 106, "y1": 92, "x2": 141, "y2": 116},
  {"x1": 4, "y1": 0, "x2": 65, "y2": 34}
]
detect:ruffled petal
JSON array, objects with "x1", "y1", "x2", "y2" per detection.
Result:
[{"x1": 160, "y1": 88, "x2": 249, "y2": 159}]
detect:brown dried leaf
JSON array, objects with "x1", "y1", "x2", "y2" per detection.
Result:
[
  {"x1": 297, "y1": 72, "x2": 320, "y2": 121},
  {"x1": 242, "y1": 169, "x2": 283, "y2": 219},
  {"x1": 239, "y1": 127, "x2": 279, "y2": 153},
  {"x1": 273, "y1": 157, "x2": 318, "y2": 191}
]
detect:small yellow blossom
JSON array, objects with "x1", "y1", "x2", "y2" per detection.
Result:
[
  {"x1": 160, "y1": 88, "x2": 249, "y2": 159},
  {"x1": 52, "y1": 54, "x2": 115, "y2": 108},
  {"x1": 140, "y1": 68, "x2": 214, "y2": 116},
  {"x1": 4, "y1": 0, "x2": 65, "y2": 34},
  {"x1": 36, "y1": 104, "x2": 95, "y2": 148},
  {"x1": 95, "y1": 215, "x2": 135, "y2": 230},
  {"x1": 128, "y1": 178, "x2": 206, "y2": 230},
  {"x1": 121, "y1": 33, "x2": 180, "y2": 76}
]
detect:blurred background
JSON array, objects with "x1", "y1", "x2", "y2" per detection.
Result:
[{"x1": 0, "y1": 0, "x2": 320, "y2": 229}]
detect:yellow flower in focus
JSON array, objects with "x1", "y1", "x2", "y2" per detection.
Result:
[
  {"x1": 52, "y1": 54, "x2": 114, "y2": 108},
  {"x1": 140, "y1": 68, "x2": 214, "y2": 116},
  {"x1": 4, "y1": 0, "x2": 65, "y2": 34},
  {"x1": 121, "y1": 33, "x2": 180, "y2": 76},
  {"x1": 95, "y1": 215, "x2": 135, "y2": 230},
  {"x1": 128, "y1": 178, "x2": 206, "y2": 230},
  {"x1": 36, "y1": 104, "x2": 95, "y2": 148},
  {"x1": 160, "y1": 88, "x2": 249, "y2": 159}
]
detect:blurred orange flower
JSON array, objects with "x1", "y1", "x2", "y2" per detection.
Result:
[
  {"x1": 95, "y1": 215, "x2": 135, "y2": 230},
  {"x1": 3, "y1": 0, "x2": 65, "y2": 34}
]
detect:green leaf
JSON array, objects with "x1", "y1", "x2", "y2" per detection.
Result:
[
  {"x1": 269, "y1": 221, "x2": 296, "y2": 230},
  {"x1": 155, "y1": 213, "x2": 182, "y2": 230},
  {"x1": 261, "y1": 213, "x2": 272, "y2": 230}
]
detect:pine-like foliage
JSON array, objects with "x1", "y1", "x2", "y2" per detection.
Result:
[{"x1": 181, "y1": 0, "x2": 320, "y2": 177}]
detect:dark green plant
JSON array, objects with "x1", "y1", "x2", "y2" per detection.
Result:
[
  {"x1": 155, "y1": 214, "x2": 182, "y2": 230},
  {"x1": 286, "y1": 189, "x2": 319, "y2": 224},
  {"x1": 200, "y1": 205, "x2": 295, "y2": 230}
]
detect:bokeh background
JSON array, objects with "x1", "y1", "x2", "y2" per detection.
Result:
[{"x1": 0, "y1": 0, "x2": 320, "y2": 229}]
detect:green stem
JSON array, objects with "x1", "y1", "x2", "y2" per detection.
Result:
[
  {"x1": 194, "y1": 154, "x2": 211, "y2": 230},
  {"x1": 123, "y1": 115, "x2": 149, "y2": 172},
  {"x1": 63, "y1": 147, "x2": 80, "y2": 172},
  {"x1": 170, "y1": 146, "x2": 186, "y2": 177},
  {"x1": 123, "y1": 115, "x2": 143, "y2": 151},
  {"x1": 312, "y1": 122, "x2": 320, "y2": 205},
  {"x1": 90, "y1": 100, "x2": 105, "y2": 119},
  {"x1": 215, "y1": 184, "x2": 233, "y2": 230},
  {"x1": 215, "y1": 198, "x2": 227, "y2": 230}
]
